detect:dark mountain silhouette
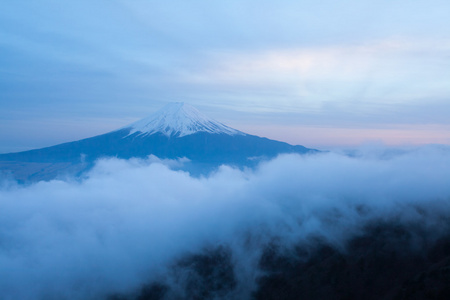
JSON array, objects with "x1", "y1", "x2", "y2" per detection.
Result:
[{"x1": 107, "y1": 221, "x2": 450, "y2": 300}]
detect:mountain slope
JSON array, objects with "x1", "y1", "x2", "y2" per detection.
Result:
[{"x1": 0, "y1": 103, "x2": 317, "y2": 181}]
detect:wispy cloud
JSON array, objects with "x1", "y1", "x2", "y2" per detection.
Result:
[{"x1": 180, "y1": 38, "x2": 450, "y2": 107}]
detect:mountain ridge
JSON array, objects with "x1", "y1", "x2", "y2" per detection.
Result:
[{"x1": 0, "y1": 103, "x2": 317, "y2": 182}]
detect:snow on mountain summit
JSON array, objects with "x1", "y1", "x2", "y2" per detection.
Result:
[{"x1": 126, "y1": 102, "x2": 244, "y2": 137}]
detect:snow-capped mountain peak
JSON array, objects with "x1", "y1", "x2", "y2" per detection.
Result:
[{"x1": 126, "y1": 102, "x2": 244, "y2": 137}]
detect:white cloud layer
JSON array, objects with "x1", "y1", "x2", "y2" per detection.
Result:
[{"x1": 1, "y1": 147, "x2": 450, "y2": 299}]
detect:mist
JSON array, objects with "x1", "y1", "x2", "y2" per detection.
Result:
[{"x1": 1, "y1": 146, "x2": 450, "y2": 299}]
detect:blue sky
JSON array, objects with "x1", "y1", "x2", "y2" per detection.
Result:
[{"x1": 1, "y1": 0, "x2": 450, "y2": 152}]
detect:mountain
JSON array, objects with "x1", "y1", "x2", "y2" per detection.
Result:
[{"x1": 0, "y1": 102, "x2": 317, "y2": 182}]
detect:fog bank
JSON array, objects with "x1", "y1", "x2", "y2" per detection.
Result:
[{"x1": 1, "y1": 146, "x2": 450, "y2": 299}]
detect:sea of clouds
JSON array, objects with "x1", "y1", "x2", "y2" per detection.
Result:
[{"x1": 1, "y1": 145, "x2": 450, "y2": 299}]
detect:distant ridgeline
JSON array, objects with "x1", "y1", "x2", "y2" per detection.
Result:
[{"x1": 0, "y1": 102, "x2": 317, "y2": 182}]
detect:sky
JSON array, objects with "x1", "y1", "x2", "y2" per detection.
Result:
[{"x1": 1, "y1": 0, "x2": 450, "y2": 152}]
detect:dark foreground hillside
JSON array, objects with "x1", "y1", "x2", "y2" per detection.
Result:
[{"x1": 108, "y1": 221, "x2": 450, "y2": 300}]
